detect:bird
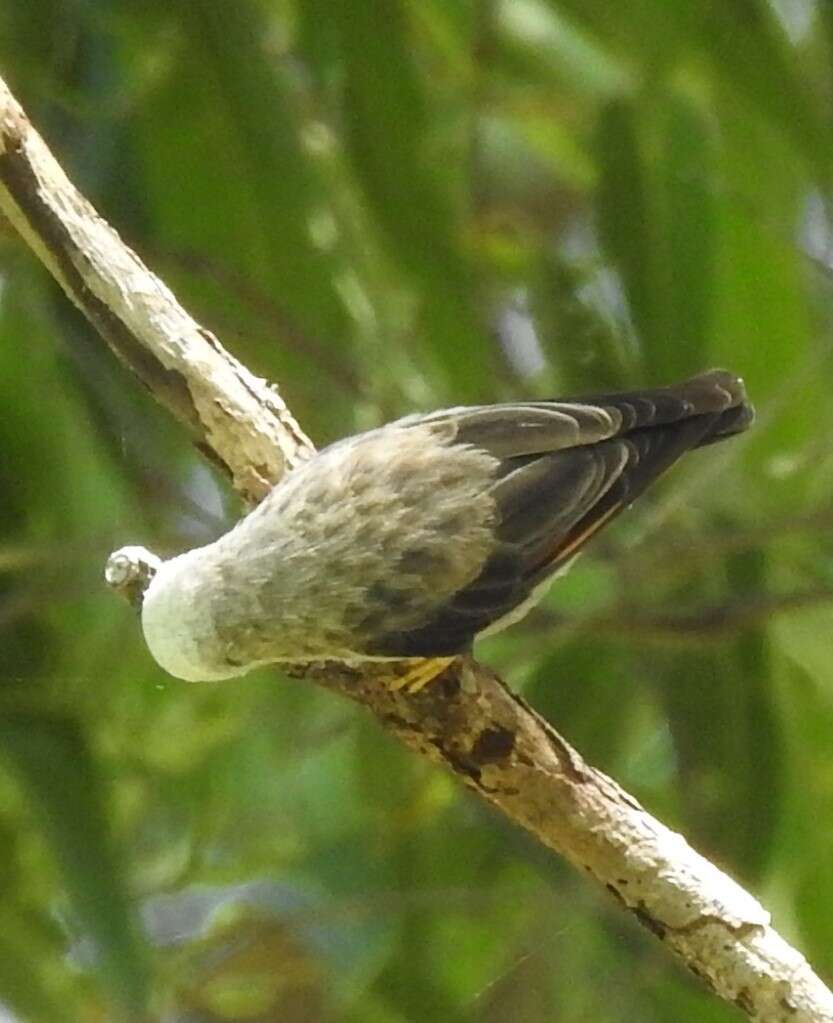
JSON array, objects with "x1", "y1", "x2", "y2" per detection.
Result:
[{"x1": 105, "y1": 369, "x2": 753, "y2": 690}]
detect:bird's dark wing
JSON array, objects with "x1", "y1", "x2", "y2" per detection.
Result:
[{"x1": 370, "y1": 370, "x2": 752, "y2": 657}]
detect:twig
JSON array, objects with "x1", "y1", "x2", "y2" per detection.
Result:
[
  {"x1": 1, "y1": 73, "x2": 831, "y2": 1022},
  {"x1": 522, "y1": 585, "x2": 833, "y2": 644}
]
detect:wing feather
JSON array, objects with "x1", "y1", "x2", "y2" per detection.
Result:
[{"x1": 369, "y1": 370, "x2": 752, "y2": 657}]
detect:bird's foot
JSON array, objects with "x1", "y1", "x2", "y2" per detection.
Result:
[{"x1": 387, "y1": 657, "x2": 456, "y2": 694}]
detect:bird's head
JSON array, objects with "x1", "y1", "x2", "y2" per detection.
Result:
[{"x1": 104, "y1": 545, "x2": 163, "y2": 609}]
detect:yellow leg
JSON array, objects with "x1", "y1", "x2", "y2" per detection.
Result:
[{"x1": 388, "y1": 657, "x2": 456, "y2": 694}]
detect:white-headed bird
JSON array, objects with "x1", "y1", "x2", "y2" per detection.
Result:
[{"x1": 107, "y1": 369, "x2": 752, "y2": 689}]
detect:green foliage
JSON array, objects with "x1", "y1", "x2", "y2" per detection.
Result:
[{"x1": 1, "y1": 0, "x2": 833, "y2": 1019}]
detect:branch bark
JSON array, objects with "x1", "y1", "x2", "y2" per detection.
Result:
[
  {"x1": 1, "y1": 74, "x2": 831, "y2": 1023},
  {"x1": 0, "y1": 78, "x2": 313, "y2": 505}
]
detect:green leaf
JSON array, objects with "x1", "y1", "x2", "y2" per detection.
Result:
[
  {"x1": 133, "y1": 0, "x2": 357, "y2": 439},
  {"x1": 0, "y1": 714, "x2": 149, "y2": 1017},
  {"x1": 709, "y1": 80, "x2": 818, "y2": 493},
  {"x1": 698, "y1": 0, "x2": 833, "y2": 182},
  {"x1": 328, "y1": 0, "x2": 491, "y2": 401},
  {"x1": 659, "y1": 548, "x2": 781, "y2": 881},
  {"x1": 595, "y1": 97, "x2": 669, "y2": 377},
  {"x1": 527, "y1": 635, "x2": 638, "y2": 773},
  {"x1": 0, "y1": 930, "x2": 78, "y2": 1023},
  {"x1": 658, "y1": 95, "x2": 715, "y2": 379},
  {"x1": 542, "y1": 0, "x2": 695, "y2": 71}
]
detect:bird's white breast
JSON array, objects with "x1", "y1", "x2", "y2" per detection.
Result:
[{"x1": 141, "y1": 547, "x2": 244, "y2": 682}]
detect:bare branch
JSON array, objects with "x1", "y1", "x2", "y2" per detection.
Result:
[
  {"x1": 1, "y1": 73, "x2": 830, "y2": 1022},
  {"x1": 313, "y1": 658, "x2": 833, "y2": 1022},
  {"x1": 0, "y1": 78, "x2": 314, "y2": 504}
]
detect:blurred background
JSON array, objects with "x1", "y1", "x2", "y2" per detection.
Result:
[{"x1": 1, "y1": 1, "x2": 833, "y2": 1020}]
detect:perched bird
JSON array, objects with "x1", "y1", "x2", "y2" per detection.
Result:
[{"x1": 106, "y1": 370, "x2": 752, "y2": 689}]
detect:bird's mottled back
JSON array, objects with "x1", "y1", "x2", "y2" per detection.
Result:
[{"x1": 141, "y1": 422, "x2": 500, "y2": 677}]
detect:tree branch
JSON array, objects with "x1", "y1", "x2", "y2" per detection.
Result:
[
  {"x1": 1, "y1": 74, "x2": 830, "y2": 1022},
  {"x1": 0, "y1": 77, "x2": 313, "y2": 505}
]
